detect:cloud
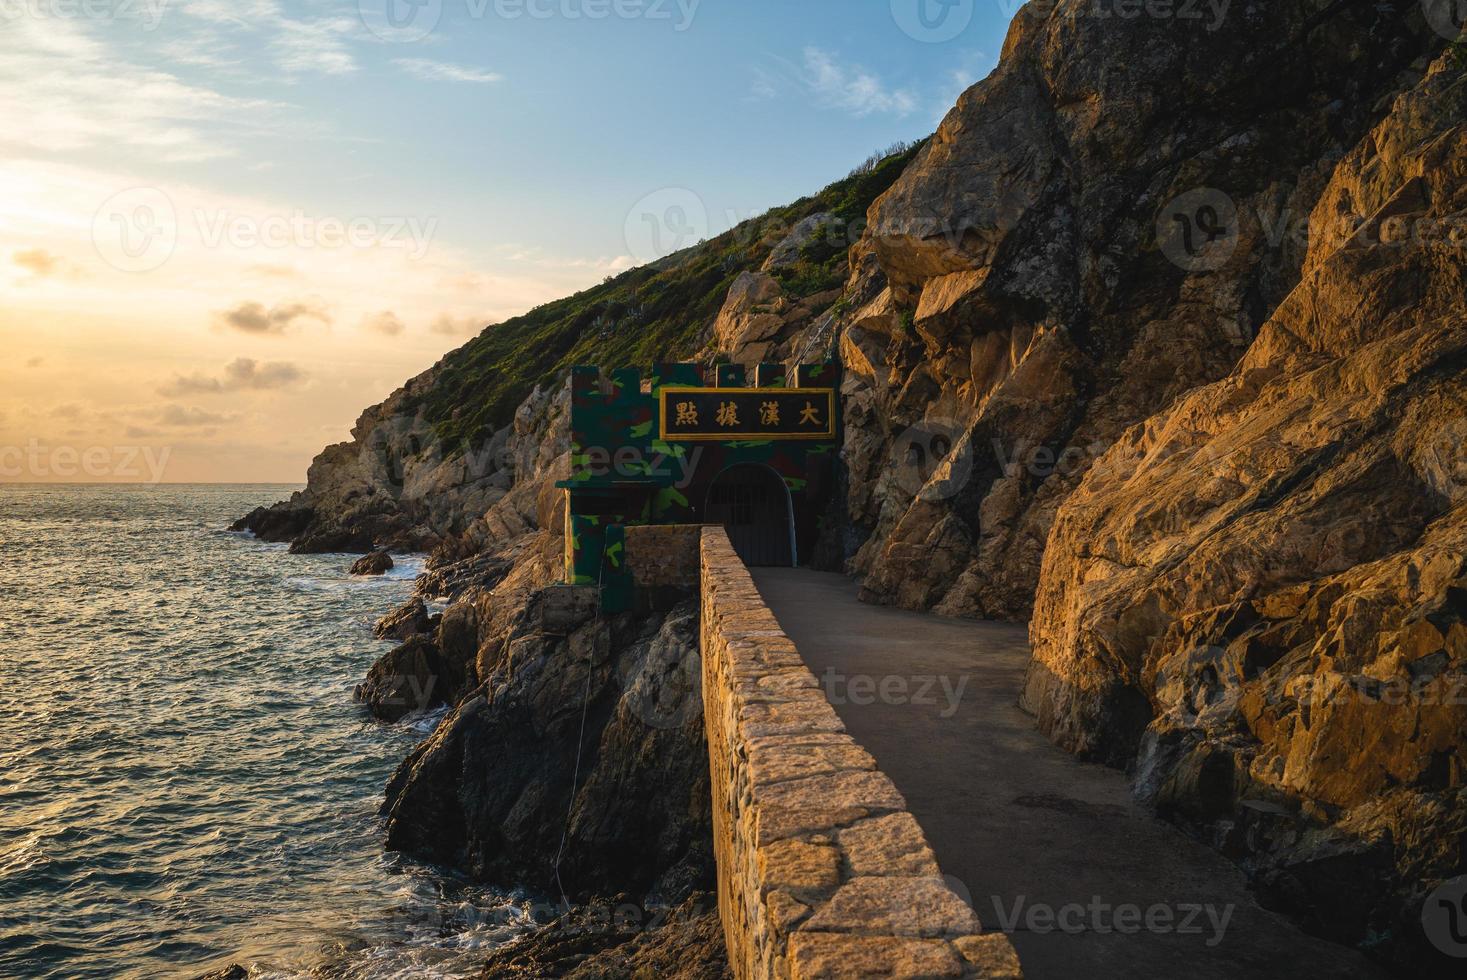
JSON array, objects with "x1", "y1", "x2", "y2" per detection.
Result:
[
  {"x1": 392, "y1": 59, "x2": 503, "y2": 84},
  {"x1": 801, "y1": 48, "x2": 916, "y2": 117},
  {"x1": 273, "y1": 18, "x2": 359, "y2": 75},
  {"x1": 430, "y1": 314, "x2": 489, "y2": 337},
  {"x1": 160, "y1": 357, "x2": 306, "y2": 395},
  {"x1": 246, "y1": 263, "x2": 301, "y2": 280},
  {"x1": 159, "y1": 405, "x2": 237, "y2": 427},
  {"x1": 0, "y1": 18, "x2": 283, "y2": 163},
  {"x1": 216, "y1": 300, "x2": 331, "y2": 335},
  {"x1": 13, "y1": 248, "x2": 64, "y2": 277},
  {"x1": 754, "y1": 48, "x2": 917, "y2": 118},
  {"x1": 362, "y1": 311, "x2": 405, "y2": 336}
]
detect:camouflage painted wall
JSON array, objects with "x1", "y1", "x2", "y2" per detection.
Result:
[{"x1": 556, "y1": 361, "x2": 839, "y2": 610}]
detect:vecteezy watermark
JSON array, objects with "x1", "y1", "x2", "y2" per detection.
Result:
[
  {"x1": 891, "y1": 0, "x2": 975, "y2": 43},
  {"x1": 990, "y1": 895, "x2": 1235, "y2": 945},
  {"x1": 193, "y1": 209, "x2": 438, "y2": 260},
  {"x1": 1156, "y1": 187, "x2": 1241, "y2": 273},
  {"x1": 1423, "y1": 875, "x2": 1467, "y2": 958},
  {"x1": 820, "y1": 668, "x2": 971, "y2": 718},
  {"x1": 891, "y1": 418, "x2": 974, "y2": 502},
  {"x1": 360, "y1": 0, "x2": 700, "y2": 43},
  {"x1": 571, "y1": 444, "x2": 705, "y2": 489},
  {"x1": 1423, "y1": 0, "x2": 1467, "y2": 41},
  {"x1": 1157, "y1": 186, "x2": 1467, "y2": 274},
  {"x1": 992, "y1": 437, "x2": 1112, "y2": 481},
  {"x1": 93, "y1": 187, "x2": 178, "y2": 274},
  {"x1": 0, "y1": 0, "x2": 169, "y2": 28},
  {"x1": 0, "y1": 440, "x2": 173, "y2": 483},
  {"x1": 358, "y1": 0, "x2": 441, "y2": 43},
  {"x1": 1016, "y1": 0, "x2": 1232, "y2": 31},
  {"x1": 624, "y1": 187, "x2": 710, "y2": 265},
  {"x1": 91, "y1": 187, "x2": 438, "y2": 272}
]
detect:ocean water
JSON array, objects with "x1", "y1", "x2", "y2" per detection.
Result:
[{"x1": 0, "y1": 485, "x2": 525, "y2": 980}]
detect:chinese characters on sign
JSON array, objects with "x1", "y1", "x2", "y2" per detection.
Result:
[{"x1": 659, "y1": 388, "x2": 836, "y2": 441}]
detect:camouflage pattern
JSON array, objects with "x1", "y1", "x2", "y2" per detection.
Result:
[{"x1": 556, "y1": 361, "x2": 840, "y2": 611}]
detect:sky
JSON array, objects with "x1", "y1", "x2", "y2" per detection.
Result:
[{"x1": 1, "y1": 0, "x2": 1017, "y2": 483}]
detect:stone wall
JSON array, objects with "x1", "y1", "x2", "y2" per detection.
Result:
[
  {"x1": 698, "y1": 527, "x2": 1022, "y2": 979},
  {"x1": 625, "y1": 524, "x2": 704, "y2": 590}
]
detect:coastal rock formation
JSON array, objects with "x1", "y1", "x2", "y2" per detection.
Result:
[
  {"x1": 477, "y1": 892, "x2": 728, "y2": 979},
  {"x1": 190, "y1": 967, "x2": 246, "y2": 980},
  {"x1": 232, "y1": 370, "x2": 570, "y2": 557},
  {"x1": 381, "y1": 593, "x2": 714, "y2": 902},
  {"x1": 354, "y1": 634, "x2": 471, "y2": 722},
  {"x1": 712, "y1": 270, "x2": 842, "y2": 366},
  {"x1": 373, "y1": 597, "x2": 436, "y2": 642},
  {"x1": 350, "y1": 550, "x2": 393, "y2": 576},
  {"x1": 1025, "y1": 45, "x2": 1467, "y2": 970},
  {"x1": 839, "y1": 0, "x2": 1444, "y2": 622}
]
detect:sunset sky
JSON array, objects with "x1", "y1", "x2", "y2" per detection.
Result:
[{"x1": 1, "y1": 0, "x2": 1013, "y2": 483}]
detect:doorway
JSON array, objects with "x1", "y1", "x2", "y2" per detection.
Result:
[{"x1": 704, "y1": 464, "x2": 796, "y2": 567}]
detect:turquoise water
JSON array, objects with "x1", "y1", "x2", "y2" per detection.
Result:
[{"x1": 0, "y1": 485, "x2": 522, "y2": 979}]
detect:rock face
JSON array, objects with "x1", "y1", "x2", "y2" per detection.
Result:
[
  {"x1": 382, "y1": 592, "x2": 714, "y2": 903},
  {"x1": 711, "y1": 270, "x2": 842, "y2": 367},
  {"x1": 232, "y1": 372, "x2": 570, "y2": 556},
  {"x1": 477, "y1": 892, "x2": 728, "y2": 979},
  {"x1": 839, "y1": 1, "x2": 1441, "y2": 621},
  {"x1": 1025, "y1": 46, "x2": 1467, "y2": 971},
  {"x1": 350, "y1": 550, "x2": 393, "y2": 576}
]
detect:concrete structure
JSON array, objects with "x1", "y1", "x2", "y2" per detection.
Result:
[
  {"x1": 557, "y1": 363, "x2": 839, "y2": 611},
  {"x1": 699, "y1": 527, "x2": 1022, "y2": 979}
]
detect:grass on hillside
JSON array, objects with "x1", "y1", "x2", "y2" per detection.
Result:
[{"x1": 410, "y1": 141, "x2": 925, "y2": 450}]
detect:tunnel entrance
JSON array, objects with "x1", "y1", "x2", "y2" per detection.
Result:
[{"x1": 704, "y1": 463, "x2": 795, "y2": 567}]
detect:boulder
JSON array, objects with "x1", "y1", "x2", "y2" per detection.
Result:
[
  {"x1": 190, "y1": 968, "x2": 247, "y2": 980},
  {"x1": 373, "y1": 597, "x2": 435, "y2": 642},
  {"x1": 354, "y1": 632, "x2": 475, "y2": 723},
  {"x1": 712, "y1": 271, "x2": 786, "y2": 360},
  {"x1": 350, "y1": 551, "x2": 393, "y2": 576}
]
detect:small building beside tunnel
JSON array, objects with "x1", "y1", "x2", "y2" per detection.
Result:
[{"x1": 557, "y1": 361, "x2": 840, "y2": 610}]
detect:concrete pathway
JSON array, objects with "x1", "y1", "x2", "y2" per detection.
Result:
[{"x1": 751, "y1": 568, "x2": 1385, "y2": 980}]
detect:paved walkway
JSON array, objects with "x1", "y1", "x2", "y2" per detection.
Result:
[{"x1": 751, "y1": 568, "x2": 1384, "y2": 980}]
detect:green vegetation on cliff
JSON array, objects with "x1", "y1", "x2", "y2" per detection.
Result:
[{"x1": 414, "y1": 142, "x2": 923, "y2": 449}]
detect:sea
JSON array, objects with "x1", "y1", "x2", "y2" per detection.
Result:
[{"x1": 0, "y1": 484, "x2": 528, "y2": 980}]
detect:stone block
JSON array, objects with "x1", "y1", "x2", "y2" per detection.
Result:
[
  {"x1": 837, "y1": 813, "x2": 942, "y2": 878},
  {"x1": 788, "y1": 934, "x2": 964, "y2": 979},
  {"x1": 803, "y1": 876, "x2": 980, "y2": 939},
  {"x1": 953, "y1": 934, "x2": 1023, "y2": 979},
  {"x1": 759, "y1": 838, "x2": 841, "y2": 901}
]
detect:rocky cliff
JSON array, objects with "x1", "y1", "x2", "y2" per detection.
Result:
[
  {"x1": 1025, "y1": 39, "x2": 1467, "y2": 972},
  {"x1": 247, "y1": 1, "x2": 1467, "y2": 974}
]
